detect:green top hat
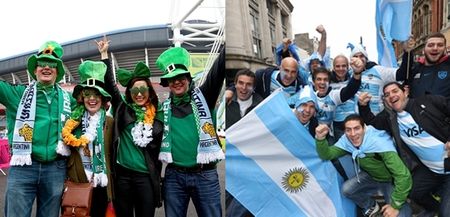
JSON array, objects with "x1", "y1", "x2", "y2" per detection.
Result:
[
  {"x1": 156, "y1": 47, "x2": 191, "y2": 87},
  {"x1": 116, "y1": 62, "x2": 152, "y2": 87},
  {"x1": 72, "y1": 60, "x2": 111, "y2": 101},
  {"x1": 27, "y1": 41, "x2": 65, "y2": 82}
]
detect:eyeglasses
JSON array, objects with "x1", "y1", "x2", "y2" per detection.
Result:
[
  {"x1": 130, "y1": 86, "x2": 149, "y2": 95},
  {"x1": 37, "y1": 60, "x2": 58, "y2": 69},
  {"x1": 82, "y1": 89, "x2": 101, "y2": 98},
  {"x1": 168, "y1": 76, "x2": 188, "y2": 84}
]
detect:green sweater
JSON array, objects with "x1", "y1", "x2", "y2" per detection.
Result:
[
  {"x1": 0, "y1": 81, "x2": 75, "y2": 162},
  {"x1": 316, "y1": 139, "x2": 412, "y2": 210}
]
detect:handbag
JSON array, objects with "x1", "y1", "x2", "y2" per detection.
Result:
[{"x1": 61, "y1": 178, "x2": 94, "y2": 217}]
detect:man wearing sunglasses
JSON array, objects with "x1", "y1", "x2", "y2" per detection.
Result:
[
  {"x1": 0, "y1": 41, "x2": 76, "y2": 217},
  {"x1": 156, "y1": 46, "x2": 225, "y2": 217}
]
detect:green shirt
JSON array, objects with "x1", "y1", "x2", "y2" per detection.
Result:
[
  {"x1": 170, "y1": 113, "x2": 199, "y2": 167},
  {"x1": 316, "y1": 139, "x2": 412, "y2": 209},
  {"x1": 0, "y1": 81, "x2": 75, "y2": 162},
  {"x1": 117, "y1": 123, "x2": 148, "y2": 173}
]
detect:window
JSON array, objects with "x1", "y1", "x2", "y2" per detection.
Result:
[
  {"x1": 266, "y1": 0, "x2": 273, "y2": 16},
  {"x1": 250, "y1": 2, "x2": 262, "y2": 58}
]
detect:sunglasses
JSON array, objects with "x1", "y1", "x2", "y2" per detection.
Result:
[
  {"x1": 130, "y1": 86, "x2": 149, "y2": 95},
  {"x1": 37, "y1": 60, "x2": 58, "y2": 69},
  {"x1": 168, "y1": 75, "x2": 188, "y2": 83},
  {"x1": 82, "y1": 89, "x2": 101, "y2": 98}
]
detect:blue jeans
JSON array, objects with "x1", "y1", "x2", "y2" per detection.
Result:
[
  {"x1": 5, "y1": 159, "x2": 66, "y2": 217},
  {"x1": 409, "y1": 164, "x2": 450, "y2": 216},
  {"x1": 163, "y1": 167, "x2": 221, "y2": 217},
  {"x1": 342, "y1": 171, "x2": 411, "y2": 217}
]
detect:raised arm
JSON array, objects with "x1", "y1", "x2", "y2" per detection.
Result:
[
  {"x1": 199, "y1": 46, "x2": 226, "y2": 109},
  {"x1": 335, "y1": 58, "x2": 363, "y2": 103},
  {"x1": 96, "y1": 36, "x2": 124, "y2": 108},
  {"x1": 316, "y1": 25, "x2": 327, "y2": 58},
  {"x1": 395, "y1": 37, "x2": 416, "y2": 82},
  {"x1": 357, "y1": 92, "x2": 390, "y2": 132}
]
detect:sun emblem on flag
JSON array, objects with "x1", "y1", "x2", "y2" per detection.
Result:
[{"x1": 281, "y1": 167, "x2": 310, "y2": 193}]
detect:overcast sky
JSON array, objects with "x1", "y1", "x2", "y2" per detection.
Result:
[
  {"x1": 0, "y1": 0, "x2": 224, "y2": 59},
  {"x1": 292, "y1": 0, "x2": 378, "y2": 60}
]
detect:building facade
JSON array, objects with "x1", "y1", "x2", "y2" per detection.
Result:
[{"x1": 226, "y1": 0, "x2": 294, "y2": 78}]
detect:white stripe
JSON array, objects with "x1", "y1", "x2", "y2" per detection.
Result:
[{"x1": 228, "y1": 111, "x2": 337, "y2": 217}]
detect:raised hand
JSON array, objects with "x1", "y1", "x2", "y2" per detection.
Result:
[
  {"x1": 402, "y1": 36, "x2": 416, "y2": 53},
  {"x1": 95, "y1": 35, "x2": 110, "y2": 55},
  {"x1": 315, "y1": 124, "x2": 329, "y2": 140},
  {"x1": 316, "y1": 24, "x2": 326, "y2": 34},
  {"x1": 358, "y1": 92, "x2": 372, "y2": 106},
  {"x1": 350, "y1": 57, "x2": 365, "y2": 74}
]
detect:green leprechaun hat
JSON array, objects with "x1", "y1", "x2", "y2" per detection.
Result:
[
  {"x1": 116, "y1": 61, "x2": 152, "y2": 87},
  {"x1": 72, "y1": 60, "x2": 111, "y2": 101},
  {"x1": 27, "y1": 41, "x2": 66, "y2": 82},
  {"x1": 156, "y1": 47, "x2": 191, "y2": 87}
]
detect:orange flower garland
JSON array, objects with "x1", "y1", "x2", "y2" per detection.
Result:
[
  {"x1": 130, "y1": 103, "x2": 156, "y2": 147},
  {"x1": 62, "y1": 119, "x2": 90, "y2": 147},
  {"x1": 143, "y1": 104, "x2": 156, "y2": 124}
]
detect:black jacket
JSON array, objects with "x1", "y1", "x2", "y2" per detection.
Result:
[
  {"x1": 226, "y1": 92, "x2": 263, "y2": 129},
  {"x1": 359, "y1": 94, "x2": 450, "y2": 171},
  {"x1": 397, "y1": 52, "x2": 450, "y2": 98},
  {"x1": 102, "y1": 59, "x2": 163, "y2": 207}
]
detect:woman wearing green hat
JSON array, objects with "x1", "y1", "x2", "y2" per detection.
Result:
[
  {"x1": 62, "y1": 60, "x2": 114, "y2": 217},
  {"x1": 97, "y1": 37, "x2": 163, "y2": 217}
]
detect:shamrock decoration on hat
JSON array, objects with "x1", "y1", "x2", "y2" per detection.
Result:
[
  {"x1": 27, "y1": 41, "x2": 66, "y2": 82},
  {"x1": 117, "y1": 62, "x2": 151, "y2": 87},
  {"x1": 156, "y1": 47, "x2": 191, "y2": 87},
  {"x1": 72, "y1": 60, "x2": 111, "y2": 101}
]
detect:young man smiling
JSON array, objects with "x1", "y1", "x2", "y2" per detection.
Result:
[
  {"x1": 1, "y1": 41, "x2": 75, "y2": 217},
  {"x1": 358, "y1": 81, "x2": 450, "y2": 216},
  {"x1": 397, "y1": 33, "x2": 450, "y2": 98},
  {"x1": 315, "y1": 115, "x2": 412, "y2": 217}
]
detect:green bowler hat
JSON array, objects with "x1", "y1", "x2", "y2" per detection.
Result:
[
  {"x1": 72, "y1": 60, "x2": 111, "y2": 101},
  {"x1": 156, "y1": 47, "x2": 191, "y2": 87},
  {"x1": 27, "y1": 41, "x2": 65, "y2": 82}
]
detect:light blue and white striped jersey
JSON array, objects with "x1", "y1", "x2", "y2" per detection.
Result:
[
  {"x1": 330, "y1": 80, "x2": 357, "y2": 122},
  {"x1": 315, "y1": 88, "x2": 341, "y2": 126},
  {"x1": 397, "y1": 111, "x2": 448, "y2": 174},
  {"x1": 356, "y1": 65, "x2": 396, "y2": 115}
]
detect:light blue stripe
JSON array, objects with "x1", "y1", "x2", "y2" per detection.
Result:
[
  {"x1": 407, "y1": 143, "x2": 444, "y2": 162},
  {"x1": 226, "y1": 142, "x2": 307, "y2": 216},
  {"x1": 254, "y1": 93, "x2": 354, "y2": 216}
]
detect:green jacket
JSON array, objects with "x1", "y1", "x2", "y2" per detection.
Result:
[
  {"x1": 0, "y1": 81, "x2": 75, "y2": 162},
  {"x1": 316, "y1": 139, "x2": 412, "y2": 210}
]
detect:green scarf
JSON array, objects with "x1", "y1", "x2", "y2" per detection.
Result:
[
  {"x1": 159, "y1": 87, "x2": 224, "y2": 164},
  {"x1": 79, "y1": 108, "x2": 108, "y2": 187}
]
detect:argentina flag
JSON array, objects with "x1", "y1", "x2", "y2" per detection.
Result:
[
  {"x1": 375, "y1": 0, "x2": 412, "y2": 67},
  {"x1": 226, "y1": 90, "x2": 356, "y2": 217}
]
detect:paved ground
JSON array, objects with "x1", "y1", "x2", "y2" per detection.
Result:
[{"x1": 0, "y1": 161, "x2": 225, "y2": 217}]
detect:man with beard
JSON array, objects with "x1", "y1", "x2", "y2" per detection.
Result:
[{"x1": 397, "y1": 32, "x2": 450, "y2": 98}]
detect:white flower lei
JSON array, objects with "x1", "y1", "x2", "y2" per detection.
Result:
[{"x1": 131, "y1": 106, "x2": 154, "y2": 147}]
